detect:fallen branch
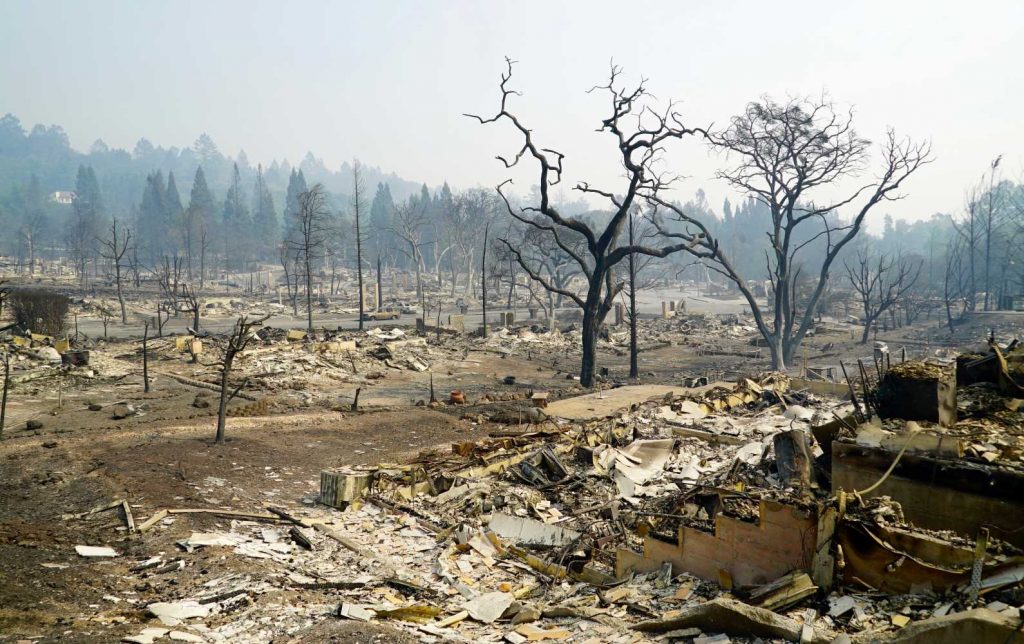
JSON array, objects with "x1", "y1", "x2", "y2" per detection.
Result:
[
  {"x1": 156, "y1": 371, "x2": 259, "y2": 401},
  {"x1": 165, "y1": 508, "x2": 288, "y2": 522}
]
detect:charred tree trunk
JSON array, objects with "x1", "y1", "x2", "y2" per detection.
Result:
[
  {"x1": 628, "y1": 212, "x2": 638, "y2": 380},
  {"x1": 0, "y1": 352, "x2": 10, "y2": 439},
  {"x1": 481, "y1": 224, "x2": 489, "y2": 337},
  {"x1": 215, "y1": 361, "x2": 230, "y2": 444},
  {"x1": 304, "y1": 252, "x2": 314, "y2": 334},
  {"x1": 580, "y1": 302, "x2": 601, "y2": 388},
  {"x1": 356, "y1": 220, "x2": 365, "y2": 331}
]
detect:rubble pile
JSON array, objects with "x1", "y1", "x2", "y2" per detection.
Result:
[{"x1": 80, "y1": 343, "x2": 1024, "y2": 643}]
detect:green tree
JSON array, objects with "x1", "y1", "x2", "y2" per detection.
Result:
[
  {"x1": 188, "y1": 166, "x2": 216, "y2": 286},
  {"x1": 251, "y1": 164, "x2": 278, "y2": 260},
  {"x1": 369, "y1": 182, "x2": 395, "y2": 263},
  {"x1": 137, "y1": 171, "x2": 167, "y2": 264},
  {"x1": 222, "y1": 163, "x2": 251, "y2": 271},
  {"x1": 165, "y1": 170, "x2": 184, "y2": 258}
]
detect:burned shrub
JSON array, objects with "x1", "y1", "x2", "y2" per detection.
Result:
[{"x1": 9, "y1": 288, "x2": 70, "y2": 337}]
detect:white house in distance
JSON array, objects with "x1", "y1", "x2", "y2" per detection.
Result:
[{"x1": 50, "y1": 190, "x2": 75, "y2": 204}]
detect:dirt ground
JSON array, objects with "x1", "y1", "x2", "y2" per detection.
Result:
[{"x1": 0, "y1": 308, "x2": 1011, "y2": 642}]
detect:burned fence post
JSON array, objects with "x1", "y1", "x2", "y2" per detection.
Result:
[
  {"x1": 142, "y1": 321, "x2": 150, "y2": 393},
  {"x1": 0, "y1": 351, "x2": 9, "y2": 439}
]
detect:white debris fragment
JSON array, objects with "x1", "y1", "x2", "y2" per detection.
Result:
[
  {"x1": 338, "y1": 603, "x2": 375, "y2": 621},
  {"x1": 75, "y1": 545, "x2": 119, "y2": 558},
  {"x1": 148, "y1": 600, "x2": 212, "y2": 626},
  {"x1": 184, "y1": 532, "x2": 240, "y2": 547},
  {"x1": 122, "y1": 626, "x2": 170, "y2": 644},
  {"x1": 464, "y1": 591, "x2": 514, "y2": 624}
]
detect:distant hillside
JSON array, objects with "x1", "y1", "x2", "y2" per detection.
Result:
[{"x1": 0, "y1": 113, "x2": 425, "y2": 215}]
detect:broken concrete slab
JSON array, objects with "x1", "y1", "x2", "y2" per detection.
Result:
[
  {"x1": 860, "y1": 607, "x2": 1022, "y2": 643},
  {"x1": 632, "y1": 597, "x2": 824, "y2": 642},
  {"x1": 544, "y1": 385, "x2": 681, "y2": 420}
]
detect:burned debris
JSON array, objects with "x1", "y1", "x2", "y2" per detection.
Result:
[{"x1": 1, "y1": 10, "x2": 1022, "y2": 642}]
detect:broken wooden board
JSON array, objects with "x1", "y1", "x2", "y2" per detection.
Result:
[{"x1": 748, "y1": 571, "x2": 817, "y2": 611}]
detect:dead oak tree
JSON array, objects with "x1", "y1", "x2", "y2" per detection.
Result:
[
  {"x1": 97, "y1": 217, "x2": 131, "y2": 324},
  {"x1": 649, "y1": 97, "x2": 931, "y2": 369},
  {"x1": 844, "y1": 249, "x2": 922, "y2": 343},
  {"x1": 468, "y1": 59, "x2": 705, "y2": 387},
  {"x1": 390, "y1": 198, "x2": 430, "y2": 318},
  {"x1": 213, "y1": 314, "x2": 269, "y2": 444}
]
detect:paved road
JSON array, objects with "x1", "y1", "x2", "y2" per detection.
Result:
[{"x1": 68, "y1": 286, "x2": 748, "y2": 339}]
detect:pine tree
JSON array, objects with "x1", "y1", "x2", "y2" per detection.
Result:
[
  {"x1": 368, "y1": 182, "x2": 395, "y2": 262},
  {"x1": 138, "y1": 171, "x2": 167, "y2": 263},
  {"x1": 282, "y1": 169, "x2": 308, "y2": 243},
  {"x1": 188, "y1": 166, "x2": 216, "y2": 286},
  {"x1": 74, "y1": 165, "x2": 104, "y2": 232},
  {"x1": 251, "y1": 164, "x2": 278, "y2": 260},
  {"x1": 222, "y1": 163, "x2": 250, "y2": 271},
  {"x1": 165, "y1": 171, "x2": 184, "y2": 258}
]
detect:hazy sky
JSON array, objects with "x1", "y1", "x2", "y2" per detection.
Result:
[{"x1": 3, "y1": 0, "x2": 1022, "y2": 227}]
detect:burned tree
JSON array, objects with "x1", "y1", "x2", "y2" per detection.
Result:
[
  {"x1": 213, "y1": 314, "x2": 268, "y2": 444},
  {"x1": 943, "y1": 236, "x2": 971, "y2": 332},
  {"x1": 0, "y1": 350, "x2": 9, "y2": 440},
  {"x1": 288, "y1": 185, "x2": 331, "y2": 333},
  {"x1": 391, "y1": 198, "x2": 429, "y2": 317},
  {"x1": 97, "y1": 217, "x2": 131, "y2": 324},
  {"x1": 502, "y1": 217, "x2": 586, "y2": 330},
  {"x1": 649, "y1": 97, "x2": 931, "y2": 369},
  {"x1": 468, "y1": 60, "x2": 704, "y2": 387},
  {"x1": 180, "y1": 282, "x2": 201, "y2": 333},
  {"x1": 278, "y1": 242, "x2": 301, "y2": 316},
  {"x1": 0, "y1": 278, "x2": 8, "y2": 319},
  {"x1": 156, "y1": 255, "x2": 185, "y2": 314},
  {"x1": 352, "y1": 160, "x2": 369, "y2": 330},
  {"x1": 481, "y1": 221, "x2": 490, "y2": 337},
  {"x1": 844, "y1": 249, "x2": 922, "y2": 343}
]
